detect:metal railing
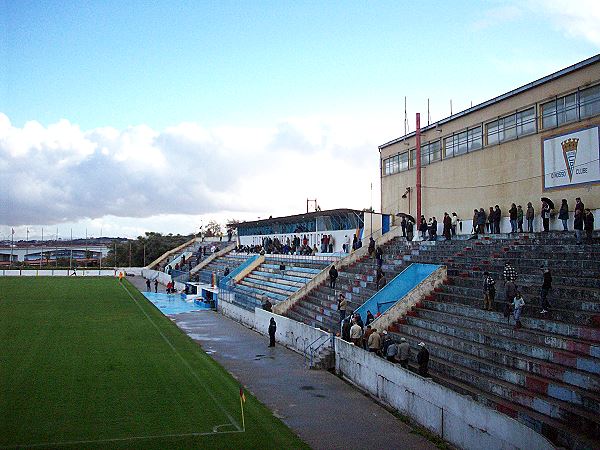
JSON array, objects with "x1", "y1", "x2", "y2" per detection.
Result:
[{"x1": 304, "y1": 333, "x2": 334, "y2": 368}]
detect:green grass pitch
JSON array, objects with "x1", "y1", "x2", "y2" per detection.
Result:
[{"x1": 0, "y1": 277, "x2": 308, "y2": 449}]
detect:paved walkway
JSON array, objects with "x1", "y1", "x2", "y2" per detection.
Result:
[{"x1": 129, "y1": 276, "x2": 437, "y2": 450}]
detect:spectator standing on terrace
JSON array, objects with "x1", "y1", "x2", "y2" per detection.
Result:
[
  {"x1": 368, "y1": 328, "x2": 381, "y2": 354},
  {"x1": 509, "y1": 203, "x2": 518, "y2": 233},
  {"x1": 368, "y1": 237, "x2": 375, "y2": 256},
  {"x1": 526, "y1": 202, "x2": 535, "y2": 232},
  {"x1": 227, "y1": 229, "x2": 233, "y2": 241},
  {"x1": 224, "y1": 267, "x2": 230, "y2": 277},
  {"x1": 417, "y1": 342, "x2": 429, "y2": 377},
  {"x1": 472, "y1": 209, "x2": 479, "y2": 234},
  {"x1": 341, "y1": 318, "x2": 351, "y2": 341},
  {"x1": 354, "y1": 312, "x2": 364, "y2": 330},
  {"x1": 443, "y1": 212, "x2": 452, "y2": 240},
  {"x1": 262, "y1": 298, "x2": 272, "y2": 312},
  {"x1": 154, "y1": 279, "x2": 158, "y2": 293},
  {"x1": 397, "y1": 337, "x2": 410, "y2": 368},
  {"x1": 268, "y1": 318, "x2": 277, "y2": 347},
  {"x1": 517, "y1": 205, "x2": 524, "y2": 233},
  {"x1": 483, "y1": 271, "x2": 496, "y2": 311},
  {"x1": 540, "y1": 268, "x2": 552, "y2": 314},
  {"x1": 352, "y1": 234, "x2": 358, "y2": 251},
  {"x1": 329, "y1": 264, "x2": 338, "y2": 290},
  {"x1": 574, "y1": 208, "x2": 584, "y2": 244},
  {"x1": 505, "y1": 279, "x2": 517, "y2": 313},
  {"x1": 575, "y1": 197, "x2": 585, "y2": 216},
  {"x1": 584, "y1": 209, "x2": 595, "y2": 241},
  {"x1": 451, "y1": 212, "x2": 459, "y2": 236},
  {"x1": 493, "y1": 205, "x2": 501, "y2": 234},
  {"x1": 486, "y1": 207, "x2": 494, "y2": 233},
  {"x1": 503, "y1": 262, "x2": 517, "y2": 282},
  {"x1": 146, "y1": 278, "x2": 151, "y2": 291},
  {"x1": 338, "y1": 293, "x2": 347, "y2": 323},
  {"x1": 558, "y1": 199, "x2": 569, "y2": 231},
  {"x1": 350, "y1": 320, "x2": 363, "y2": 346},
  {"x1": 512, "y1": 292, "x2": 525, "y2": 329},
  {"x1": 375, "y1": 246, "x2": 383, "y2": 268},
  {"x1": 382, "y1": 331, "x2": 396, "y2": 362},
  {"x1": 541, "y1": 201, "x2": 551, "y2": 232},
  {"x1": 477, "y1": 208, "x2": 486, "y2": 235},
  {"x1": 401, "y1": 216, "x2": 407, "y2": 237},
  {"x1": 419, "y1": 216, "x2": 427, "y2": 240},
  {"x1": 406, "y1": 220, "x2": 414, "y2": 241},
  {"x1": 363, "y1": 325, "x2": 374, "y2": 350},
  {"x1": 365, "y1": 310, "x2": 375, "y2": 327},
  {"x1": 376, "y1": 270, "x2": 387, "y2": 290}
]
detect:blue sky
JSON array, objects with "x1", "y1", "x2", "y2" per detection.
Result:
[{"x1": 1, "y1": 0, "x2": 599, "y2": 239}]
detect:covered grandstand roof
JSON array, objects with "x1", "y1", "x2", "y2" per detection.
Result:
[{"x1": 232, "y1": 208, "x2": 367, "y2": 229}]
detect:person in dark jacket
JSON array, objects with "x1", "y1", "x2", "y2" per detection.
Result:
[
  {"x1": 154, "y1": 279, "x2": 158, "y2": 293},
  {"x1": 419, "y1": 216, "x2": 428, "y2": 240},
  {"x1": 268, "y1": 318, "x2": 276, "y2": 347},
  {"x1": 526, "y1": 202, "x2": 535, "y2": 232},
  {"x1": 584, "y1": 209, "x2": 595, "y2": 241},
  {"x1": 443, "y1": 212, "x2": 452, "y2": 240},
  {"x1": 400, "y1": 217, "x2": 407, "y2": 238},
  {"x1": 509, "y1": 203, "x2": 518, "y2": 233},
  {"x1": 375, "y1": 246, "x2": 383, "y2": 268},
  {"x1": 431, "y1": 217, "x2": 438, "y2": 240},
  {"x1": 493, "y1": 205, "x2": 501, "y2": 233},
  {"x1": 365, "y1": 310, "x2": 375, "y2": 327},
  {"x1": 487, "y1": 207, "x2": 494, "y2": 233},
  {"x1": 574, "y1": 208, "x2": 584, "y2": 244},
  {"x1": 517, "y1": 205, "x2": 524, "y2": 233},
  {"x1": 558, "y1": 199, "x2": 569, "y2": 231},
  {"x1": 417, "y1": 342, "x2": 430, "y2": 377},
  {"x1": 540, "y1": 268, "x2": 552, "y2": 314},
  {"x1": 477, "y1": 208, "x2": 486, "y2": 234},
  {"x1": 341, "y1": 318, "x2": 351, "y2": 341},
  {"x1": 472, "y1": 209, "x2": 479, "y2": 234},
  {"x1": 328, "y1": 264, "x2": 338, "y2": 289},
  {"x1": 541, "y1": 201, "x2": 551, "y2": 232}
]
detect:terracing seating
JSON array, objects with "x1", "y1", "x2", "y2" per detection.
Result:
[
  {"x1": 389, "y1": 231, "x2": 600, "y2": 449},
  {"x1": 285, "y1": 237, "x2": 415, "y2": 332},
  {"x1": 196, "y1": 252, "x2": 250, "y2": 284},
  {"x1": 231, "y1": 256, "x2": 333, "y2": 311}
]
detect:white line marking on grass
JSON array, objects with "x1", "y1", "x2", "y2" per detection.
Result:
[
  {"x1": 1, "y1": 428, "x2": 244, "y2": 449},
  {"x1": 119, "y1": 282, "x2": 243, "y2": 432}
]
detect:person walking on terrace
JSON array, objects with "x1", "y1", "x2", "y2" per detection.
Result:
[
  {"x1": 329, "y1": 264, "x2": 338, "y2": 290},
  {"x1": 517, "y1": 205, "x2": 524, "y2": 233},
  {"x1": 540, "y1": 268, "x2": 552, "y2": 314},
  {"x1": 483, "y1": 271, "x2": 496, "y2": 311},
  {"x1": 511, "y1": 292, "x2": 525, "y2": 329},
  {"x1": 417, "y1": 342, "x2": 430, "y2": 377},
  {"x1": 368, "y1": 236, "x2": 375, "y2": 256},
  {"x1": 526, "y1": 202, "x2": 535, "y2": 232},
  {"x1": 375, "y1": 246, "x2": 383, "y2": 269},
  {"x1": 146, "y1": 278, "x2": 151, "y2": 291},
  {"x1": 509, "y1": 203, "x2": 518, "y2": 233},
  {"x1": 558, "y1": 199, "x2": 569, "y2": 231},
  {"x1": 268, "y1": 317, "x2": 277, "y2": 347},
  {"x1": 338, "y1": 293, "x2": 347, "y2": 323}
]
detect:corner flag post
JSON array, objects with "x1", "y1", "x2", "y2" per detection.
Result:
[{"x1": 239, "y1": 386, "x2": 246, "y2": 431}]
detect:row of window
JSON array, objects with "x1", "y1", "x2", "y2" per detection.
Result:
[{"x1": 382, "y1": 83, "x2": 600, "y2": 176}]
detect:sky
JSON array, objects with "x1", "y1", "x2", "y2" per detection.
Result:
[{"x1": 1, "y1": 0, "x2": 599, "y2": 240}]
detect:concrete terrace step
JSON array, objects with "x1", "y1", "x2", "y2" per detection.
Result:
[
  {"x1": 416, "y1": 300, "x2": 600, "y2": 355},
  {"x1": 393, "y1": 321, "x2": 600, "y2": 391},
  {"x1": 241, "y1": 277, "x2": 299, "y2": 295},
  {"x1": 233, "y1": 283, "x2": 288, "y2": 302},
  {"x1": 249, "y1": 272, "x2": 305, "y2": 288}
]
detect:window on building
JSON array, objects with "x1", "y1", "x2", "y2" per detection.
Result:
[
  {"x1": 410, "y1": 148, "x2": 416, "y2": 168},
  {"x1": 398, "y1": 151, "x2": 409, "y2": 171},
  {"x1": 580, "y1": 85, "x2": 600, "y2": 119},
  {"x1": 486, "y1": 107, "x2": 536, "y2": 144},
  {"x1": 542, "y1": 94, "x2": 577, "y2": 129},
  {"x1": 445, "y1": 126, "x2": 482, "y2": 157},
  {"x1": 383, "y1": 155, "x2": 399, "y2": 176},
  {"x1": 468, "y1": 126, "x2": 483, "y2": 151},
  {"x1": 517, "y1": 107, "x2": 536, "y2": 136},
  {"x1": 444, "y1": 135, "x2": 455, "y2": 158},
  {"x1": 420, "y1": 140, "x2": 441, "y2": 166}
]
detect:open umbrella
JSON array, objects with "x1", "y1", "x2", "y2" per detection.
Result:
[
  {"x1": 541, "y1": 197, "x2": 555, "y2": 209},
  {"x1": 396, "y1": 212, "x2": 416, "y2": 223}
]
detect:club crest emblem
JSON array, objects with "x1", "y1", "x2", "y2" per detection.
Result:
[{"x1": 561, "y1": 138, "x2": 579, "y2": 182}]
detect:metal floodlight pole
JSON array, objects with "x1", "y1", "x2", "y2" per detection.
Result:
[
  {"x1": 416, "y1": 113, "x2": 422, "y2": 222},
  {"x1": 370, "y1": 183, "x2": 373, "y2": 238},
  {"x1": 69, "y1": 229, "x2": 73, "y2": 272},
  {"x1": 40, "y1": 228, "x2": 44, "y2": 269},
  {"x1": 114, "y1": 242, "x2": 117, "y2": 270},
  {"x1": 10, "y1": 228, "x2": 14, "y2": 269}
]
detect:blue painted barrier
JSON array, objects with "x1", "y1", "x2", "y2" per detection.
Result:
[{"x1": 354, "y1": 263, "x2": 441, "y2": 325}]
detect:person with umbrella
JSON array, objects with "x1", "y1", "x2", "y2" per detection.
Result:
[{"x1": 541, "y1": 198, "x2": 553, "y2": 232}]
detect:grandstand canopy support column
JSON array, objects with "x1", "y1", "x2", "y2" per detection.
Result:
[{"x1": 416, "y1": 113, "x2": 422, "y2": 222}]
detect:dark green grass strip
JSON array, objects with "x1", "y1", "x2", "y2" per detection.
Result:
[{"x1": 0, "y1": 277, "x2": 308, "y2": 449}]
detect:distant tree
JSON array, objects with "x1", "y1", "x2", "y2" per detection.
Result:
[
  {"x1": 204, "y1": 220, "x2": 222, "y2": 237},
  {"x1": 226, "y1": 219, "x2": 240, "y2": 232}
]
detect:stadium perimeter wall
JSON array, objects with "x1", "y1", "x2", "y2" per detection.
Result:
[{"x1": 218, "y1": 296, "x2": 554, "y2": 450}]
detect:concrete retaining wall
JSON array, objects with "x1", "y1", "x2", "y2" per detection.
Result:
[
  {"x1": 0, "y1": 268, "x2": 139, "y2": 277},
  {"x1": 335, "y1": 339, "x2": 554, "y2": 450},
  {"x1": 217, "y1": 296, "x2": 256, "y2": 329}
]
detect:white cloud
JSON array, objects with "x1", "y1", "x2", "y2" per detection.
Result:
[
  {"x1": 0, "y1": 112, "x2": 392, "y2": 237},
  {"x1": 531, "y1": 0, "x2": 600, "y2": 46},
  {"x1": 472, "y1": 5, "x2": 524, "y2": 30}
]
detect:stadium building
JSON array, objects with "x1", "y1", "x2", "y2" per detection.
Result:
[{"x1": 379, "y1": 54, "x2": 600, "y2": 231}]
